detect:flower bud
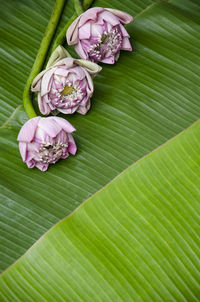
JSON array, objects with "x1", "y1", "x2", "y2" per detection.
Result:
[
  {"x1": 31, "y1": 46, "x2": 101, "y2": 115},
  {"x1": 17, "y1": 116, "x2": 77, "y2": 171},
  {"x1": 67, "y1": 7, "x2": 133, "y2": 64}
]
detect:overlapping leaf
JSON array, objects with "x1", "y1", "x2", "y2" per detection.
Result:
[
  {"x1": 1, "y1": 117, "x2": 200, "y2": 301},
  {"x1": 0, "y1": 0, "x2": 200, "y2": 275}
]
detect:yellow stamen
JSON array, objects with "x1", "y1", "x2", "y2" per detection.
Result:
[
  {"x1": 101, "y1": 34, "x2": 108, "y2": 43},
  {"x1": 61, "y1": 85, "x2": 74, "y2": 95}
]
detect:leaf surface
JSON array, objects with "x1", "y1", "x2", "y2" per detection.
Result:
[
  {"x1": 0, "y1": 0, "x2": 200, "y2": 272},
  {"x1": 1, "y1": 118, "x2": 200, "y2": 301}
]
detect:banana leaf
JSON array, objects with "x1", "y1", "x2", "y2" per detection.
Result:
[{"x1": 0, "y1": 1, "x2": 200, "y2": 298}]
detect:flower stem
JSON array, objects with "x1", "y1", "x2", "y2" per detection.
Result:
[
  {"x1": 23, "y1": 0, "x2": 66, "y2": 119},
  {"x1": 74, "y1": 0, "x2": 84, "y2": 15},
  {"x1": 82, "y1": 0, "x2": 95, "y2": 10},
  {"x1": 52, "y1": 0, "x2": 95, "y2": 52},
  {"x1": 52, "y1": 13, "x2": 77, "y2": 52}
]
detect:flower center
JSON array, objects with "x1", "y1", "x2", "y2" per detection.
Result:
[
  {"x1": 60, "y1": 82, "x2": 83, "y2": 108},
  {"x1": 37, "y1": 142, "x2": 68, "y2": 164},
  {"x1": 101, "y1": 34, "x2": 108, "y2": 43},
  {"x1": 88, "y1": 27, "x2": 122, "y2": 61},
  {"x1": 50, "y1": 77, "x2": 85, "y2": 110},
  {"x1": 61, "y1": 85, "x2": 74, "y2": 96}
]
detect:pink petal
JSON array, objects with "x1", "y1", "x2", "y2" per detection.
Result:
[
  {"x1": 54, "y1": 68, "x2": 70, "y2": 77},
  {"x1": 17, "y1": 117, "x2": 40, "y2": 143},
  {"x1": 40, "y1": 67, "x2": 57, "y2": 97},
  {"x1": 101, "y1": 56, "x2": 115, "y2": 64},
  {"x1": 67, "y1": 15, "x2": 81, "y2": 45},
  {"x1": 91, "y1": 23, "x2": 104, "y2": 36},
  {"x1": 26, "y1": 149, "x2": 36, "y2": 162},
  {"x1": 54, "y1": 58, "x2": 75, "y2": 69},
  {"x1": 79, "y1": 7, "x2": 104, "y2": 27},
  {"x1": 79, "y1": 22, "x2": 91, "y2": 40},
  {"x1": 58, "y1": 106, "x2": 78, "y2": 114},
  {"x1": 75, "y1": 42, "x2": 88, "y2": 60},
  {"x1": 121, "y1": 37, "x2": 132, "y2": 50},
  {"x1": 98, "y1": 10, "x2": 120, "y2": 26},
  {"x1": 19, "y1": 142, "x2": 27, "y2": 161},
  {"x1": 69, "y1": 66, "x2": 86, "y2": 80},
  {"x1": 79, "y1": 94, "x2": 89, "y2": 106},
  {"x1": 35, "y1": 126, "x2": 48, "y2": 142},
  {"x1": 119, "y1": 24, "x2": 130, "y2": 37},
  {"x1": 106, "y1": 8, "x2": 133, "y2": 24},
  {"x1": 84, "y1": 70, "x2": 94, "y2": 93},
  {"x1": 62, "y1": 152, "x2": 69, "y2": 159},
  {"x1": 68, "y1": 134, "x2": 77, "y2": 155},
  {"x1": 38, "y1": 93, "x2": 51, "y2": 115},
  {"x1": 38, "y1": 117, "x2": 62, "y2": 138},
  {"x1": 27, "y1": 160, "x2": 35, "y2": 168},
  {"x1": 52, "y1": 117, "x2": 76, "y2": 133},
  {"x1": 77, "y1": 99, "x2": 91, "y2": 115},
  {"x1": 35, "y1": 162, "x2": 49, "y2": 171}
]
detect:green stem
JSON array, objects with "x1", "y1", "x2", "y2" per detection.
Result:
[
  {"x1": 23, "y1": 0, "x2": 66, "y2": 119},
  {"x1": 74, "y1": 0, "x2": 84, "y2": 15},
  {"x1": 82, "y1": 0, "x2": 95, "y2": 10},
  {"x1": 52, "y1": 13, "x2": 77, "y2": 52},
  {"x1": 52, "y1": 0, "x2": 95, "y2": 52}
]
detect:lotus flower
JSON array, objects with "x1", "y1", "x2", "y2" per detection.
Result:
[
  {"x1": 67, "y1": 7, "x2": 133, "y2": 64},
  {"x1": 17, "y1": 116, "x2": 77, "y2": 171},
  {"x1": 31, "y1": 46, "x2": 101, "y2": 115}
]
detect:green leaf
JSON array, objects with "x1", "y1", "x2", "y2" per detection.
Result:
[
  {"x1": 0, "y1": 0, "x2": 158, "y2": 125},
  {"x1": 1, "y1": 0, "x2": 200, "y2": 274},
  {"x1": 1, "y1": 118, "x2": 200, "y2": 301}
]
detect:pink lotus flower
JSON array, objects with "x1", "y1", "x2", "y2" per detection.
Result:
[
  {"x1": 32, "y1": 46, "x2": 101, "y2": 115},
  {"x1": 67, "y1": 7, "x2": 133, "y2": 64},
  {"x1": 17, "y1": 116, "x2": 77, "y2": 171}
]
